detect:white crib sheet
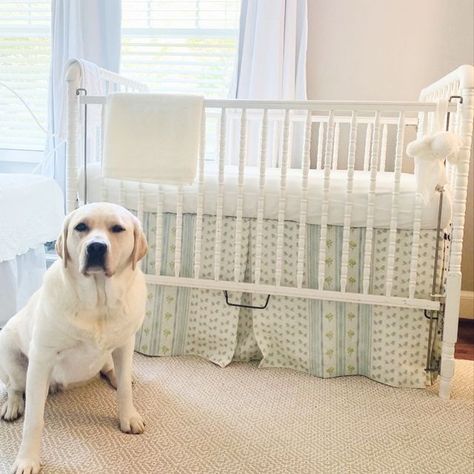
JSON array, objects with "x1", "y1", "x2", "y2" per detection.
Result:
[
  {"x1": 81, "y1": 163, "x2": 451, "y2": 230},
  {"x1": 0, "y1": 174, "x2": 64, "y2": 262}
]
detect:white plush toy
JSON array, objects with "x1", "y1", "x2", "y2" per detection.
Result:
[{"x1": 406, "y1": 131, "x2": 462, "y2": 203}]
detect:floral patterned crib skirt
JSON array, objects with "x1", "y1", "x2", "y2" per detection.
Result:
[{"x1": 135, "y1": 212, "x2": 441, "y2": 388}]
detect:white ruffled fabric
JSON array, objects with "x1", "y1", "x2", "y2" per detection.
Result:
[
  {"x1": 0, "y1": 246, "x2": 46, "y2": 327},
  {"x1": 0, "y1": 174, "x2": 64, "y2": 262}
]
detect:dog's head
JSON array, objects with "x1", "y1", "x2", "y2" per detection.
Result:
[{"x1": 55, "y1": 203, "x2": 147, "y2": 277}]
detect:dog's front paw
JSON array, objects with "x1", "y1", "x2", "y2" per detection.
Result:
[
  {"x1": 120, "y1": 411, "x2": 145, "y2": 434},
  {"x1": 1, "y1": 394, "x2": 25, "y2": 422},
  {"x1": 11, "y1": 457, "x2": 41, "y2": 474}
]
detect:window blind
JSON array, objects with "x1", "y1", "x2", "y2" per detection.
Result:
[
  {"x1": 121, "y1": 0, "x2": 241, "y2": 98},
  {"x1": 0, "y1": 0, "x2": 51, "y2": 152}
]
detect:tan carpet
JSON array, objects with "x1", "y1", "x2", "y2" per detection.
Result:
[{"x1": 1, "y1": 355, "x2": 473, "y2": 474}]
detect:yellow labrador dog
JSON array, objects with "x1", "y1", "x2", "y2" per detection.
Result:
[{"x1": 0, "y1": 202, "x2": 148, "y2": 474}]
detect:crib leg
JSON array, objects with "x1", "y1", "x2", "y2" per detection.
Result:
[{"x1": 439, "y1": 272, "x2": 462, "y2": 399}]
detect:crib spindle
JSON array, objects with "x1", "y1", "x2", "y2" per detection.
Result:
[
  {"x1": 362, "y1": 112, "x2": 382, "y2": 294},
  {"x1": 340, "y1": 112, "x2": 358, "y2": 293},
  {"x1": 449, "y1": 104, "x2": 460, "y2": 190},
  {"x1": 137, "y1": 183, "x2": 144, "y2": 224},
  {"x1": 417, "y1": 111, "x2": 428, "y2": 140},
  {"x1": 332, "y1": 122, "x2": 340, "y2": 170},
  {"x1": 317, "y1": 110, "x2": 335, "y2": 290},
  {"x1": 316, "y1": 122, "x2": 325, "y2": 169},
  {"x1": 270, "y1": 119, "x2": 279, "y2": 168},
  {"x1": 385, "y1": 113, "x2": 405, "y2": 296},
  {"x1": 408, "y1": 193, "x2": 423, "y2": 299},
  {"x1": 427, "y1": 108, "x2": 436, "y2": 134},
  {"x1": 174, "y1": 186, "x2": 184, "y2": 278},
  {"x1": 101, "y1": 179, "x2": 108, "y2": 201},
  {"x1": 119, "y1": 180, "x2": 126, "y2": 207},
  {"x1": 275, "y1": 109, "x2": 291, "y2": 286},
  {"x1": 194, "y1": 110, "x2": 206, "y2": 279},
  {"x1": 296, "y1": 110, "x2": 313, "y2": 288},
  {"x1": 379, "y1": 123, "x2": 388, "y2": 172},
  {"x1": 234, "y1": 109, "x2": 247, "y2": 282},
  {"x1": 363, "y1": 123, "x2": 372, "y2": 171},
  {"x1": 136, "y1": 182, "x2": 145, "y2": 269},
  {"x1": 154, "y1": 185, "x2": 163, "y2": 276},
  {"x1": 66, "y1": 75, "x2": 79, "y2": 212},
  {"x1": 254, "y1": 109, "x2": 269, "y2": 285},
  {"x1": 214, "y1": 108, "x2": 226, "y2": 281}
]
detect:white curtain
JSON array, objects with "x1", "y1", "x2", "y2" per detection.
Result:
[
  {"x1": 45, "y1": 0, "x2": 121, "y2": 191},
  {"x1": 229, "y1": 0, "x2": 308, "y2": 167},
  {"x1": 231, "y1": 0, "x2": 308, "y2": 100}
]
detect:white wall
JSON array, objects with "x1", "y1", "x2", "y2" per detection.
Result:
[{"x1": 306, "y1": 0, "x2": 474, "y2": 291}]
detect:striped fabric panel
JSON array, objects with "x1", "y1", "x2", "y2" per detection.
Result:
[{"x1": 135, "y1": 210, "x2": 439, "y2": 388}]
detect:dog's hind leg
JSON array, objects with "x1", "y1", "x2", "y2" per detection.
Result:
[
  {"x1": 0, "y1": 331, "x2": 27, "y2": 422},
  {"x1": 100, "y1": 354, "x2": 118, "y2": 389}
]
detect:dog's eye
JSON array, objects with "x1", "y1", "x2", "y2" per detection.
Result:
[
  {"x1": 111, "y1": 224, "x2": 126, "y2": 233},
  {"x1": 74, "y1": 223, "x2": 89, "y2": 232}
]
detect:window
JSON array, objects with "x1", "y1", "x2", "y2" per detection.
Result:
[
  {"x1": 0, "y1": 0, "x2": 51, "y2": 159},
  {"x1": 121, "y1": 0, "x2": 241, "y2": 98}
]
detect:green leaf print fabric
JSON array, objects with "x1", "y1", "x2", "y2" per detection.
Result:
[
  {"x1": 135, "y1": 211, "x2": 442, "y2": 388},
  {"x1": 245, "y1": 221, "x2": 441, "y2": 388},
  {"x1": 136, "y1": 213, "x2": 250, "y2": 367}
]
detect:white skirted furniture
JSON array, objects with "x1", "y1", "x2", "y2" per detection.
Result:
[{"x1": 0, "y1": 174, "x2": 63, "y2": 327}]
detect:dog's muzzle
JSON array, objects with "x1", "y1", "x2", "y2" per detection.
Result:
[{"x1": 85, "y1": 241, "x2": 108, "y2": 271}]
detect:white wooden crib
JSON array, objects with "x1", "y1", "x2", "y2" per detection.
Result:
[{"x1": 65, "y1": 60, "x2": 474, "y2": 398}]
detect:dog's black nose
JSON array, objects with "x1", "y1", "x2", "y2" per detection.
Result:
[
  {"x1": 87, "y1": 242, "x2": 107, "y2": 257},
  {"x1": 86, "y1": 242, "x2": 107, "y2": 268}
]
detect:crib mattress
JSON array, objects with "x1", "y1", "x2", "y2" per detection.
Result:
[
  {"x1": 0, "y1": 174, "x2": 64, "y2": 262},
  {"x1": 82, "y1": 163, "x2": 451, "y2": 230}
]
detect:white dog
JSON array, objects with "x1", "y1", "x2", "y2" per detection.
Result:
[{"x1": 0, "y1": 202, "x2": 148, "y2": 474}]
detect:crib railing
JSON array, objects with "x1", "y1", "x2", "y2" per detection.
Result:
[
  {"x1": 65, "y1": 65, "x2": 469, "y2": 311},
  {"x1": 72, "y1": 93, "x2": 461, "y2": 311}
]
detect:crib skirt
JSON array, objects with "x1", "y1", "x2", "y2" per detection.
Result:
[
  {"x1": 0, "y1": 246, "x2": 46, "y2": 328},
  {"x1": 135, "y1": 212, "x2": 441, "y2": 388}
]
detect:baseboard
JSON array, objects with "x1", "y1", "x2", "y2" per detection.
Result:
[{"x1": 460, "y1": 291, "x2": 474, "y2": 320}]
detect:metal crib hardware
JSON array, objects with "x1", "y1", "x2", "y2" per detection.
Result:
[
  {"x1": 445, "y1": 95, "x2": 463, "y2": 131},
  {"x1": 424, "y1": 184, "x2": 448, "y2": 372},
  {"x1": 223, "y1": 291, "x2": 271, "y2": 310},
  {"x1": 424, "y1": 310, "x2": 439, "y2": 321},
  {"x1": 424, "y1": 358, "x2": 440, "y2": 374}
]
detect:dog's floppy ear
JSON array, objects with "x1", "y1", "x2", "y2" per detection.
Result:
[
  {"x1": 55, "y1": 214, "x2": 71, "y2": 268},
  {"x1": 131, "y1": 217, "x2": 148, "y2": 270}
]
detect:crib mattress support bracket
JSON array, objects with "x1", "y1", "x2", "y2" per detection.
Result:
[
  {"x1": 424, "y1": 184, "x2": 448, "y2": 372},
  {"x1": 445, "y1": 95, "x2": 463, "y2": 131},
  {"x1": 223, "y1": 291, "x2": 271, "y2": 310}
]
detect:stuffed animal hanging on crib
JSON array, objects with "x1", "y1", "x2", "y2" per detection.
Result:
[{"x1": 406, "y1": 131, "x2": 462, "y2": 204}]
